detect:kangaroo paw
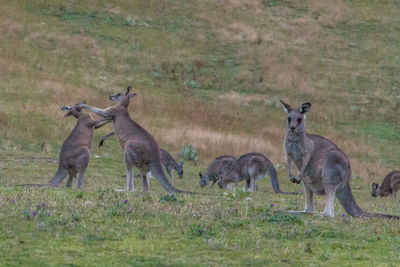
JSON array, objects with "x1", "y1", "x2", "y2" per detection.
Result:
[{"x1": 290, "y1": 176, "x2": 301, "y2": 184}]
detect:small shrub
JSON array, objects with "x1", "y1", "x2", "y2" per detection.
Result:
[
  {"x1": 159, "y1": 194, "x2": 184, "y2": 204},
  {"x1": 223, "y1": 187, "x2": 251, "y2": 201},
  {"x1": 179, "y1": 145, "x2": 199, "y2": 165}
]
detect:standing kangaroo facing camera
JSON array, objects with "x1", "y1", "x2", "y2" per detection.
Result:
[
  {"x1": 280, "y1": 100, "x2": 399, "y2": 218},
  {"x1": 49, "y1": 102, "x2": 111, "y2": 189},
  {"x1": 76, "y1": 86, "x2": 196, "y2": 194}
]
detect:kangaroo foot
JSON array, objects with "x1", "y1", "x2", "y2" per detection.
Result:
[
  {"x1": 288, "y1": 210, "x2": 315, "y2": 215},
  {"x1": 316, "y1": 212, "x2": 334, "y2": 217}
]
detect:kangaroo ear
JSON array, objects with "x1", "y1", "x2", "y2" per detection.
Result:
[
  {"x1": 179, "y1": 161, "x2": 184, "y2": 166},
  {"x1": 298, "y1": 103, "x2": 312, "y2": 114},
  {"x1": 126, "y1": 86, "x2": 132, "y2": 95},
  {"x1": 198, "y1": 172, "x2": 202, "y2": 178},
  {"x1": 280, "y1": 100, "x2": 292, "y2": 113}
]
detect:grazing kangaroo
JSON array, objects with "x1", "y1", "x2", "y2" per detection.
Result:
[
  {"x1": 99, "y1": 134, "x2": 184, "y2": 179},
  {"x1": 160, "y1": 149, "x2": 184, "y2": 179},
  {"x1": 280, "y1": 100, "x2": 399, "y2": 218},
  {"x1": 372, "y1": 171, "x2": 400, "y2": 198},
  {"x1": 217, "y1": 152, "x2": 283, "y2": 193},
  {"x1": 49, "y1": 103, "x2": 111, "y2": 188},
  {"x1": 76, "y1": 86, "x2": 194, "y2": 194},
  {"x1": 199, "y1": 155, "x2": 237, "y2": 188}
]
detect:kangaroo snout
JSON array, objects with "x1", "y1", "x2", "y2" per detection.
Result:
[{"x1": 290, "y1": 126, "x2": 296, "y2": 131}]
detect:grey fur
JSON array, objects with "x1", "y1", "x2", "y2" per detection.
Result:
[
  {"x1": 372, "y1": 171, "x2": 400, "y2": 198},
  {"x1": 217, "y1": 152, "x2": 283, "y2": 193},
  {"x1": 77, "y1": 86, "x2": 193, "y2": 194},
  {"x1": 99, "y1": 135, "x2": 184, "y2": 180},
  {"x1": 199, "y1": 155, "x2": 237, "y2": 188},
  {"x1": 49, "y1": 103, "x2": 111, "y2": 189},
  {"x1": 160, "y1": 149, "x2": 184, "y2": 179},
  {"x1": 280, "y1": 100, "x2": 399, "y2": 219}
]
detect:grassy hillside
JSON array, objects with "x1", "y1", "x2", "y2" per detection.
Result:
[{"x1": 1, "y1": 0, "x2": 400, "y2": 265}]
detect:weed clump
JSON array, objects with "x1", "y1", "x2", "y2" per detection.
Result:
[{"x1": 159, "y1": 194, "x2": 184, "y2": 204}]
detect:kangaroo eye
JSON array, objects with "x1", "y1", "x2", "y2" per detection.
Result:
[
  {"x1": 288, "y1": 117, "x2": 291, "y2": 123},
  {"x1": 297, "y1": 118, "x2": 302, "y2": 123}
]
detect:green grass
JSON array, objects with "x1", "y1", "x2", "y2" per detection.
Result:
[
  {"x1": 2, "y1": 0, "x2": 400, "y2": 265},
  {"x1": 1, "y1": 151, "x2": 400, "y2": 266}
]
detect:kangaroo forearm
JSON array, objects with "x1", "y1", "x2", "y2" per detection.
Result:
[
  {"x1": 93, "y1": 119, "x2": 111, "y2": 129},
  {"x1": 102, "y1": 131, "x2": 115, "y2": 141},
  {"x1": 98, "y1": 131, "x2": 115, "y2": 147},
  {"x1": 299, "y1": 153, "x2": 311, "y2": 175},
  {"x1": 81, "y1": 104, "x2": 113, "y2": 118},
  {"x1": 287, "y1": 157, "x2": 295, "y2": 177}
]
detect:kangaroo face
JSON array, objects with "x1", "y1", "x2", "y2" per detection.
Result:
[
  {"x1": 280, "y1": 100, "x2": 311, "y2": 134},
  {"x1": 177, "y1": 162, "x2": 184, "y2": 179},
  {"x1": 109, "y1": 86, "x2": 136, "y2": 107},
  {"x1": 199, "y1": 172, "x2": 209, "y2": 187},
  {"x1": 371, "y1": 183, "x2": 379, "y2": 197}
]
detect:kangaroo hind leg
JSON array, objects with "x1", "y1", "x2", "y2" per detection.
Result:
[
  {"x1": 66, "y1": 172, "x2": 75, "y2": 188},
  {"x1": 141, "y1": 172, "x2": 150, "y2": 192},
  {"x1": 49, "y1": 167, "x2": 69, "y2": 187}
]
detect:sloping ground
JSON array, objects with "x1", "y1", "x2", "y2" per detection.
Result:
[
  {"x1": 1, "y1": 0, "x2": 400, "y2": 178},
  {"x1": 1, "y1": 0, "x2": 400, "y2": 265}
]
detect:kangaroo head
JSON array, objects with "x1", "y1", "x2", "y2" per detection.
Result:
[
  {"x1": 61, "y1": 101, "x2": 86, "y2": 118},
  {"x1": 109, "y1": 86, "x2": 136, "y2": 108},
  {"x1": 176, "y1": 161, "x2": 184, "y2": 179},
  {"x1": 280, "y1": 100, "x2": 311, "y2": 134},
  {"x1": 199, "y1": 172, "x2": 210, "y2": 188},
  {"x1": 371, "y1": 183, "x2": 380, "y2": 197}
]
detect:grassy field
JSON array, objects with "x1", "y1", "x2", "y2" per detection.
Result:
[{"x1": 1, "y1": 0, "x2": 400, "y2": 266}]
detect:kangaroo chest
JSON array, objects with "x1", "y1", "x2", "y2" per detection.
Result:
[{"x1": 286, "y1": 140, "x2": 307, "y2": 168}]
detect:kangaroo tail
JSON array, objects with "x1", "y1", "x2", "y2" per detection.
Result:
[
  {"x1": 150, "y1": 163, "x2": 218, "y2": 196},
  {"x1": 336, "y1": 183, "x2": 399, "y2": 219},
  {"x1": 361, "y1": 212, "x2": 400, "y2": 219},
  {"x1": 13, "y1": 183, "x2": 51, "y2": 187},
  {"x1": 148, "y1": 163, "x2": 193, "y2": 194},
  {"x1": 336, "y1": 182, "x2": 365, "y2": 217},
  {"x1": 266, "y1": 165, "x2": 299, "y2": 194},
  {"x1": 49, "y1": 167, "x2": 69, "y2": 187},
  {"x1": 267, "y1": 164, "x2": 283, "y2": 193}
]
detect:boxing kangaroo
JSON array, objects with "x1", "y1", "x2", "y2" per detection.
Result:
[
  {"x1": 76, "y1": 86, "x2": 194, "y2": 194},
  {"x1": 49, "y1": 103, "x2": 111, "y2": 188},
  {"x1": 280, "y1": 100, "x2": 399, "y2": 218}
]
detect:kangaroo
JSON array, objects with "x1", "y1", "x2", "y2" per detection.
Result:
[
  {"x1": 372, "y1": 171, "x2": 400, "y2": 198},
  {"x1": 76, "y1": 86, "x2": 195, "y2": 194},
  {"x1": 280, "y1": 100, "x2": 399, "y2": 218},
  {"x1": 160, "y1": 149, "x2": 184, "y2": 179},
  {"x1": 199, "y1": 155, "x2": 237, "y2": 188},
  {"x1": 49, "y1": 103, "x2": 111, "y2": 189},
  {"x1": 99, "y1": 134, "x2": 184, "y2": 179},
  {"x1": 217, "y1": 152, "x2": 283, "y2": 193}
]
